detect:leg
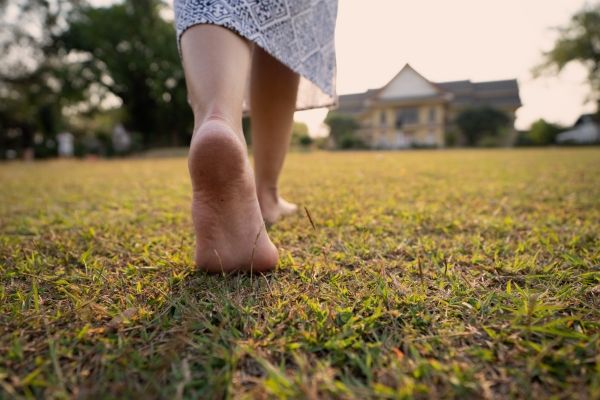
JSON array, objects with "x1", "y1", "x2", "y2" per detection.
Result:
[
  {"x1": 250, "y1": 47, "x2": 300, "y2": 224},
  {"x1": 181, "y1": 25, "x2": 278, "y2": 272}
]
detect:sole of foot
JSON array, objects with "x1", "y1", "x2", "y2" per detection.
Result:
[{"x1": 188, "y1": 118, "x2": 279, "y2": 273}]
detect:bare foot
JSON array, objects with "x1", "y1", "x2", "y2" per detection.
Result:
[
  {"x1": 188, "y1": 118, "x2": 279, "y2": 273},
  {"x1": 257, "y1": 187, "x2": 299, "y2": 225}
]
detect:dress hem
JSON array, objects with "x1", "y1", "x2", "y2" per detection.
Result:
[{"x1": 177, "y1": 21, "x2": 338, "y2": 112}]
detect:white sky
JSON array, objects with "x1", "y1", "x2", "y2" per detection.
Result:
[{"x1": 297, "y1": 0, "x2": 598, "y2": 135}]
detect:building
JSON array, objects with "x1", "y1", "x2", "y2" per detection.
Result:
[
  {"x1": 556, "y1": 114, "x2": 600, "y2": 144},
  {"x1": 332, "y1": 64, "x2": 522, "y2": 148}
]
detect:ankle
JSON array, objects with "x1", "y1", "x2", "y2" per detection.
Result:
[
  {"x1": 257, "y1": 185, "x2": 279, "y2": 203},
  {"x1": 193, "y1": 105, "x2": 243, "y2": 136}
]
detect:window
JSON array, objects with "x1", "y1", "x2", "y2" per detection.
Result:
[
  {"x1": 380, "y1": 110, "x2": 387, "y2": 127},
  {"x1": 395, "y1": 107, "x2": 419, "y2": 128},
  {"x1": 429, "y1": 107, "x2": 437, "y2": 123}
]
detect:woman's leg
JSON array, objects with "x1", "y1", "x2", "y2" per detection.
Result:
[
  {"x1": 181, "y1": 25, "x2": 278, "y2": 272},
  {"x1": 250, "y1": 47, "x2": 300, "y2": 224}
]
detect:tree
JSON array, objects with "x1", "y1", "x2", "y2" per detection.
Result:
[
  {"x1": 455, "y1": 107, "x2": 510, "y2": 146},
  {"x1": 290, "y1": 121, "x2": 312, "y2": 147},
  {"x1": 527, "y1": 119, "x2": 564, "y2": 145},
  {"x1": 324, "y1": 113, "x2": 362, "y2": 149},
  {"x1": 535, "y1": 5, "x2": 600, "y2": 115},
  {"x1": 0, "y1": 0, "x2": 85, "y2": 159},
  {"x1": 58, "y1": 0, "x2": 192, "y2": 147}
]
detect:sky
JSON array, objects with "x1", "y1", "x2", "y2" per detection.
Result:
[{"x1": 296, "y1": 0, "x2": 598, "y2": 136}]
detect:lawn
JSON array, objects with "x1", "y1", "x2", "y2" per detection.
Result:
[{"x1": 1, "y1": 149, "x2": 599, "y2": 399}]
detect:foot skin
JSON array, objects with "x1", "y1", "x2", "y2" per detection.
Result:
[
  {"x1": 188, "y1": 118, "x2": 279, "y2": 273},
  {"x1": 258, "y1": 188, "x2": 299, "y2": 225}
]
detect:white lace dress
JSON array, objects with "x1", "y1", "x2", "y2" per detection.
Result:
[{"x1": 174, "y1": 0, "x2": 338, "y2": 110}]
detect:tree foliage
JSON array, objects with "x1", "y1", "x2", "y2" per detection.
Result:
[
  {"x1": 58, "y1": 0, "x2": 192, "y2": 146},
  {"x1": 527, "y1": 119, "x2": 564, "y2": 146},
  {"x1": 290, "y1": 121, "x2": 312, "y2": 147},
  {"x1": 536, "y1": 5, "x2": 600, "y2": 113},
  {"x1": 1, "y1": 0, "x2": 194, "y2": 158},
  {"x1": 325, "y1": 113, "x2": 362, "y2": 149},
  {"x1": 455, "y1": 107, "x2": 510, "y2": 146},
  {"x1": 0, "y1": 0, "x2": 85, "y2": 157}
]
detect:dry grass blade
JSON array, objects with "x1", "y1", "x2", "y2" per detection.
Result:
[{"x1": 304, "y1": 206, "x2": 316, "y2": 230}]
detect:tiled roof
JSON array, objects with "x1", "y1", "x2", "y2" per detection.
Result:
[
  {"x1": 336, "y1": 78, "x2": 521, "y2": 115},
  {"x1": 437, "y1": 79, "x2": 521, "y2": 108},
  {"x1": 335, "y1": 89, "x2": 378, "y2": 116}
]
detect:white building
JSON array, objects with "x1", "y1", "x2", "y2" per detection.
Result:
[{"x1": 557, "y1": 114, "x2": 600, "y2": 144}]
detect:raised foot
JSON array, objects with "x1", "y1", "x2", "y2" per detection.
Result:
[
  {"x1": 258, "y1": 189, "x2": 298, "y2": 225},
  {"x1": 188, "y1": 118, "x2": 279, "y2": 273}
]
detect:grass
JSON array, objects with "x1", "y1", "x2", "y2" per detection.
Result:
[{"x1": 1, "y1": 148, "x2": 599, "y2": 399}]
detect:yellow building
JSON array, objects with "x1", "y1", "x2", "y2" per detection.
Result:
[{"x1": 332, "y1": 64, "x2": 522, "y2": 148}]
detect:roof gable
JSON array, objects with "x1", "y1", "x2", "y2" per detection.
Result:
[{"x1": 377, "y1": 64, "x2": 441, "y2": 100}]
